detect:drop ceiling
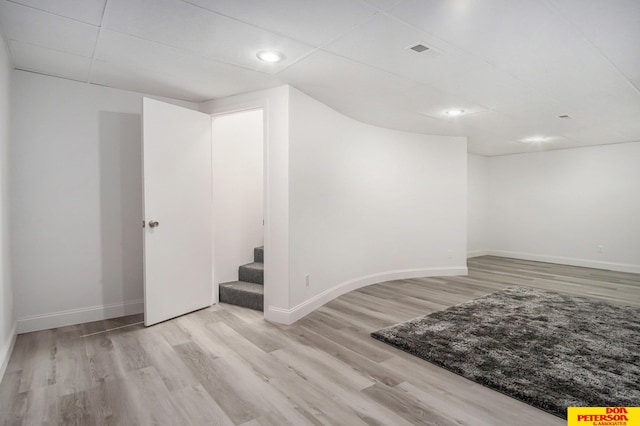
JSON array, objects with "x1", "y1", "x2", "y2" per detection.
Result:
[{"x1": 0, "y1": 0, "x2": 638, "y2": 156}]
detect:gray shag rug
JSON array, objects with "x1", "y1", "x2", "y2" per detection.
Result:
[{"x1": 371, "y1": 287, "x2": 640, "y2": 419}]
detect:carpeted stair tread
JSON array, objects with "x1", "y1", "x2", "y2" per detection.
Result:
[
  {"x1": 239, "y1": 262, "x2": 264, "y2": 285},
  {"x1": 254, "y1": 246, "x2": 264, "y2": 263},
  {"x1": 219, "y1": 281, "x2": 263, "y2": 311},
  {"x1": 219, "y1": 280, "x2": 264, "y2": 294}
]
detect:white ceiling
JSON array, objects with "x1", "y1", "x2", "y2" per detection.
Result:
[{"x1": 0, "y1": 0, "x2": 638, "y2": 155}]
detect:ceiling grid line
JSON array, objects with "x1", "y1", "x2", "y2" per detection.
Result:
[
  {"x1": 5, "y1": 0, "x2": 102, "y2": 26},
  {"x1": 273, "y1": 11, "x2": 384, "y2": 76},
  {"x1": 86, "y1": 0, "x2": 110, "y2": 84}
]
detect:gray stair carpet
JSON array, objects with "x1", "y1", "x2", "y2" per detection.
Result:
[
  {"x1": 254, "y1": 246, "x2": 263, "y2": 263},
  {"x1": 219, "y1": 281, "x2": 263, "y2": 311},
  {"x1": 239, "y1": 262, "x2": 264, "y2": 284},
  {"x1": 219, "y1": 246, "x2": 264, "y2": 311}
]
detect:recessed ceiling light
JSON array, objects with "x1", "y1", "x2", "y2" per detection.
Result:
[
  {"x1": 420, "y1": 106, "x2": 487, "y2": 120},
  {"x1": 256, "y1": 50, "x2": 285, "y2": 63},
  {"x1": 519, "y1": 136, "x2": 552, "y2": 144},
  {"x1": 444, "y1": 109, "x2": 465, "y2": 117}
]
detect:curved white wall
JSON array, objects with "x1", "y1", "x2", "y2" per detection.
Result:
[{"x1": 285, "y1": 88, "x2": 467, "y2": 322}]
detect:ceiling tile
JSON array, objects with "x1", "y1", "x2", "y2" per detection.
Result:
[
  {"x1": 496, "y1": 99, "x2": 577, "y2": 128},
  {"x1": 451, "y1": 110, "x2": 523, "y2": 137},
  {"x1": 469, "y1": 133, "x2": 569, "y2": 157},
  {"x1": 0, "y1": 1, "x2": 99, "y2": 57},
  {"x1": 579, "y1": 104, "x2": 640, "y2": 141},
  {"x1": 324, "y1": 13, "x2": 484, "y2": 85},
  {"x1": 278, "y1": 49, "x2": 416, "y2": 98},
  {"x1": 8, "y1": 0, "x2": 107, "y2": 25},
  {"x1": 433, "y1": 66, "x2": 550, "y2": 111},
  {"x1": 546, "y1": 0, "x2": 640, "y2": 88},
  {"x1": 381, "y1": 83, "x2": 490, "y2": 125},
  {"x1": 103, "y1": 0, "x2": 315, "y2": 74},
  {"x1": 537, "y1": 84, "x2": 640, "y2": 146},
  {"x1": 389, "y1": 0, "x2": 543, "y2": 64},
  {"x1": 8, "y1": 39, "x2": 91, "y2": 81},
  {"x1": 183, "y1": 0, "x2": 378, "y2": 47},
  {"x1": 557, "y1": 126, "x2": 630, "y2": 146},
  {"x1": 91, "y1": 59, "x2": 205, "y2": 101},
  {"x1": 361, "y1": 0, "x2": 404, "y2": 11},
  {"x1": 93, "y1": 30, "x2": 279, "y2": 101},
  {"x1": 493, "y1": 139, "x2": 572, "y2": 156},
  {"x1": 497, "y1": 42, "x2": 632, "y2": 103}
]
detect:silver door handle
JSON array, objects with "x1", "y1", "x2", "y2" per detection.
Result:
[{"x1": 149, "y1": 221, "x2": 160, "y2": 228}]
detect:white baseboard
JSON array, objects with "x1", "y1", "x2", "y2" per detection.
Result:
[
  {"x1": 467, "y1": 249, "x2": 490, "y2": 258},
  {"x1": 265, "y1": 266, "x2": 468, "y2": 325},
  {"x1": 485, "y1": 250, "x2": 640, "y2": 274},
  {"x1": 0, "y1": 322, "x2": 17, "y2": 382},
  {"x1": 17, "y1": 299, "x2": 144, "y2": 334},
  {"x1": 264, "y1": 306, "x2": 291, "y2": 324}
]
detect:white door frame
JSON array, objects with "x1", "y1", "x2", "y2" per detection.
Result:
[{"x1": 202, "y1": 86, "x2": 291, "y2": 324}]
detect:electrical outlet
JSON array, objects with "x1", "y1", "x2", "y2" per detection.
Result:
[
  {"x1": 447, "y1": 249, "x2": 455, "y2": 259},
  {"x1": 597, "y1": 245, "x2": 604, "y2": 254},
  {"x1": 305, "y1": 274, "x2": 310, "y2": 287}
]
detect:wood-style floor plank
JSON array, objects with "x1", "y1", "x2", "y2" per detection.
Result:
[{"x1": 1, "y1": 256, "x2": 638, "y2": 425}]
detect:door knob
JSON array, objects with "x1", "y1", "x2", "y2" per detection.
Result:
[{"x1": 149, "y1": 221, "x2": 160, "y2": 228}]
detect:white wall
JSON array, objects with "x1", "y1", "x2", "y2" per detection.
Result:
[
  {"x1": 0, "y1": 33, "x2": 15, "y2": 379},
  {"x1": 11, "y1": 71, "x2": 197, "y2": 333},
  {"x1": 467, "y1": 154, "x2": 489, "y2": 256},
  {"x1": 487, "y1": 142, "x2": 640, "y2": 273},
  {"x1": 212, "y1": 109, "x2": 263, "y2": 290},
  {"x1": 287, "y1": 88, "x2": 467, "y2": 322},
  {"x1": 200, "y1": 86, "x2": 290, "y2": 322}
]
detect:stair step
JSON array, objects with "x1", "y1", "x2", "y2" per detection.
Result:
[
  {"x1": 254, "y1": 246, "x2": 264, "y2": 263},
  {"x1": 219, "y1": 281, "x2": 263, "y2": 311},
  {"x1": 239, "y1": 262, "x2": 264, "y2": 285}
]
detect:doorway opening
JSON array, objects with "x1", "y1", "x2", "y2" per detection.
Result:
[{"x1": 211, "y1": 109, "x2": 265, "y2": 311}]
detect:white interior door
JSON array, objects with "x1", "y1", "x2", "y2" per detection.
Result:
[{"x1": 142, "y1": 97, "x2": 212, "y2": 326}]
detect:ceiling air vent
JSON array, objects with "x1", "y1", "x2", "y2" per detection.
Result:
[{"x1": 408, "y1": 43, "x2": 430, "y2": 53}]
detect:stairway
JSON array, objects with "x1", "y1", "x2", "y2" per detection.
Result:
[{"x1": 219, "y1": 246, "x2": 264, "y2": 311}]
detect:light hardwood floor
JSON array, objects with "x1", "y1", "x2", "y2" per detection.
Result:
[{"x1": 1, "y1": 256, "x2": 639, "y2": 425}]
